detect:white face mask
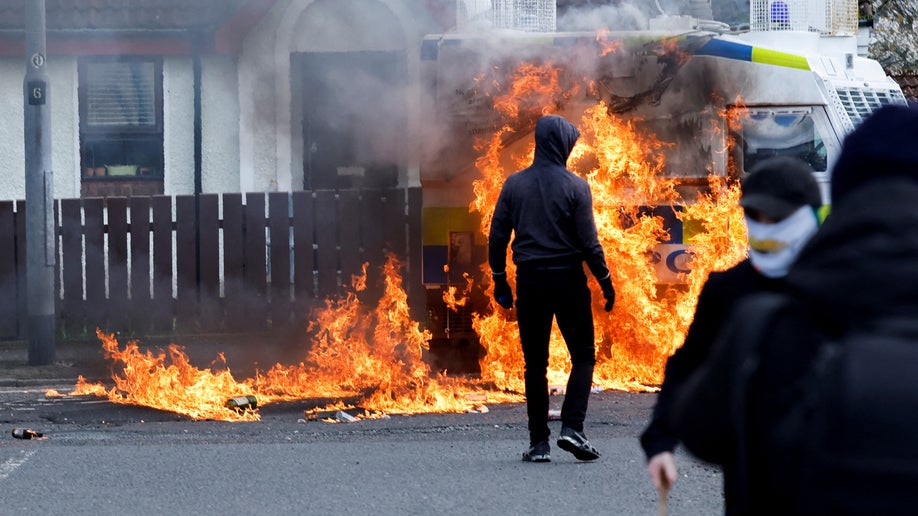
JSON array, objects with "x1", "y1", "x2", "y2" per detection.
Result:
[{"x1": 745, "y1": 206, "x2": 819, "y2": 278}]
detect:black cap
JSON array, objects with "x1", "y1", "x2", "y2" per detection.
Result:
[
  {"x1": 831, "y1": 104, "x2": 918, "y2": 205},
  {"x1": 739, "y1": 156, "x2": 821, "y2": 220}
]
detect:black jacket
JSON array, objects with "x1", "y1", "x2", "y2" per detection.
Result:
[
  {"x1": 639, "y1": 259, "x2": 783, "y2": 459},
  {"x1": 787, "y1": 177, "x2": 918, "y2": 334},
  {"x1": 488, "y1": 115, "x2": 610, "y2": 282},
  {"x1": 673, "y1": 177, "x2": 918, "y2": 515}
]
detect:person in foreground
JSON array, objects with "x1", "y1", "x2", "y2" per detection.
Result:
[
  {"x1": 639, "y1": 156, "x2": 822, "y2": 499},
  {"x1": 488, "y1": 114, "x2": 615, "y2": 463},
  {"x1": 673, "y1": 104, "x2": 918, "y2": 514}
]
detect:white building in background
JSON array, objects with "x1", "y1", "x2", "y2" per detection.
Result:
[
  {"x1": 0, "y1": 0, "x2": 451, "y2": 201},
  {"x1": 0, "y1": 0, "x2": 900, "y2": 204}
]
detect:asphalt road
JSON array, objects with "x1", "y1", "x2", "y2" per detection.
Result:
[{"x1": 0, "y1": 385, "x2": 724, "y2": 516}]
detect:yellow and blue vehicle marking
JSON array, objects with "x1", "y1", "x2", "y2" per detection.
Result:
[
  {"x1": 695, "y1": 37, "x2": 809, "y2": 70},
  {"x1": 423, "y1": 31, "x2": 810, "y2": 71}
]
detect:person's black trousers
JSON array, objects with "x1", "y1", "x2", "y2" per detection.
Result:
[{"x1": 515, "y1": 265, "x2": 597, "y2": 444}]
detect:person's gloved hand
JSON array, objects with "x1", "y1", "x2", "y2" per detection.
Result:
[
  {"x1": 599, "y1": 276, "x2": 615, "y2": 312},
  {"x1": 492, "y1": 273, "x2": 514, "y2": 309}
]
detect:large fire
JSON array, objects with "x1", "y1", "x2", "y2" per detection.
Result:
[
  {"x1": 70, "y1": 37, "x2": 747, "y2": 421},
  {"x1": 470, "y1": 53, "x2": 747, "y2": 392},
  {"x1": 73, "y1": 255, "x2": 522, "y2": 421}
]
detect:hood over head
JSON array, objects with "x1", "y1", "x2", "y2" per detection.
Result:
[
  {"x1": 787, "y1": 179, "x2": 918, "y2": 334},
  {"x1": 831, "y1": 104, "x2": 918, "y2": 206},
  {"x1": 788, "y1": 104, "x2": 918, "y2": 334},
  {"x1": 533, "y1": 115, "x2": 580, "y2": 167}
]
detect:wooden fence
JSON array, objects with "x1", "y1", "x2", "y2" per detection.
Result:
[{"x1": 0, "y1": 188, "x2": 423, "y2": 340}]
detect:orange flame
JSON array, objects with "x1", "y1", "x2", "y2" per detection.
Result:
[
  {"x1": 74, "y1": 254, "x2": 523, "y2": 420},
  {"x1": 494, "y1": 62, "x2": 572, "y2": 120},
  {"x1": 470, "y1": 60, "x2": 747, "y2": 392},
  {"x1": 656, "y1": 37, "x2": 692, "y2": 65},
  {"x1": 443, "y1": 273, "x2": 473, "y2": 311},
  {"x1": 596, "y1": 29, "x2": 623, "y2": 57},
  {"x1": 73, "y1": 330, "x2": 259, "y2": 421},
  {"x1": 259, "y1": 255, "x2": 521, "y2": 413},
  {"x1": 73, "y1": 42, "x2": 748, "y2": 419}
]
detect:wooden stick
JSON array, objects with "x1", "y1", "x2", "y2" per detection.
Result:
[{"x1": 658, "y1": 479, "x2": 670, "y2": 516}]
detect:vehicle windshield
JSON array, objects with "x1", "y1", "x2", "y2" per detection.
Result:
[{"x1": 731, "y1": 107, "x2": 829, "y2": 173}]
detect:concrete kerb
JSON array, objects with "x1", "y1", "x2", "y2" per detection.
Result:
[
  {"x1": 0, "y1": 329, "x2": 316, "y2": 388},
  {"x1": 0, "y1": 338, "x2": 108, "y2": 388}
]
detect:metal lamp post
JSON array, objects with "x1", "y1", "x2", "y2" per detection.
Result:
[{"x1": 24, "y1": 0, "x2": 56, "y2": 365}]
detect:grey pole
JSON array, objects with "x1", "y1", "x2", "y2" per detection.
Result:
[{"x1": 24, "y1": 0, "x2": 56, "y2": 365}]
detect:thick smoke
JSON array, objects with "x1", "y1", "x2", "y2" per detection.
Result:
[
  {"x1": 417, "y1": 0, "x2": 752, "y2": 188},
  {"x1": 556, "y1": 3, "x2": 651, "y2": 31},
  {"x1": 306, "y1": 58, "x2": 410, "y2": 168},
  {"x1": 288, "y1": 1, "x2": 749, "y2": 187},
  {"x1": 419, "y1": 1, "x2": 687, "y2": 183}
]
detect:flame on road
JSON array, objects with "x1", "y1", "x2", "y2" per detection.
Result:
[{"x1": 73, "y1": 255, "x2": 522, "y2": 422}]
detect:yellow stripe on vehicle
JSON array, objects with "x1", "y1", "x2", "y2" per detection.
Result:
[{"x1": 751, "y1": 47, "x2": 810, "y2": 70}]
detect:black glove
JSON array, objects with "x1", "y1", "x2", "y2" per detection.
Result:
[
  {"x1": 599, "y1": 276, "x2": 615, "y2": 312},
  {"x1": 492, "y1": 274, "x2": 514, "y2": 309}
]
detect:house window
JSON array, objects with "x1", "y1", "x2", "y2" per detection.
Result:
[{"x1": 79, "y1": 57, "x2": 164, "y2": 197}]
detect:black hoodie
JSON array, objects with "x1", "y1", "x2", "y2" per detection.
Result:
[
  {"x1": 488, "y1": 115, "x2": 610, "y2": 282},
  {"x1": 788, "y1": 105, "x2": 918, "y2": 333}
]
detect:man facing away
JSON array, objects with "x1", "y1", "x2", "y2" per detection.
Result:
[{"x1": 488, "y1": 114, "x2": 616, "y2": 463}]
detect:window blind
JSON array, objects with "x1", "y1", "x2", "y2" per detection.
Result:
[{"x1": 83, "y1": 61, "x2": 157, "y2": 128}]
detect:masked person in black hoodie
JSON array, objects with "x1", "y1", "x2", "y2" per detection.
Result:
[
  {"x1": 672, "y1": 104, "x2": 918, "y2": 515},
  {"x1": 640, "y1": 156, "x2": 822, "y2": 503},
  {"x1": 488, "y1": 114, "x2": 615, "y2": 463}
]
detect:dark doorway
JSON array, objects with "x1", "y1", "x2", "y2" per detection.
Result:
[{"x1": 298, "y1": 51, "x2": 407, "y2": 191}]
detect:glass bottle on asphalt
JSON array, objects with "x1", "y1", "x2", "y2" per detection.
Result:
[
  {"x1": 226, "y1": 395, "x2": 258, "y2": 411},
  {"x1": 11, "y1": 428, "x2": 42, "y2": 439}
]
